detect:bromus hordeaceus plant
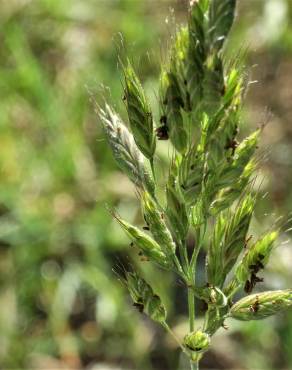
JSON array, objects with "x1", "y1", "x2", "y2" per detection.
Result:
[{"x1": 99, "y1": 1, "x2": 292, "y2": 369}]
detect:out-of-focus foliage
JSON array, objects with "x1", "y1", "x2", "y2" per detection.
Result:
[{"x1": 0, "y1": 1, "x2": 291, "y2": 369}]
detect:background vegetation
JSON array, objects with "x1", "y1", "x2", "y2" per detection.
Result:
[{"x1": 0, "y1": 0, "x2": 291, "y2": 369}]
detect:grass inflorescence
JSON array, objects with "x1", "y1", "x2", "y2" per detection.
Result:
[{"x1": 99, "y1": 1, "x2": 292, "y2": 368}]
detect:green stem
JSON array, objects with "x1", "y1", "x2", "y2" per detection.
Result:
[
  {"x1": 162, "y1": 322, "x2": 186, "y2": 354},
  {"x1": 188, "y1": 287, "x2": 195, "y2": 332},
  {"x1": 150, "y1": 157, "x2": 155, "y2": 181},
  {"x1": 188, "y1": 279, "x2": 198, "y2": 370},
  {"x1": 192, "y1": 360, "x2": 199, "y2": 370},
  {"x1": 178, "y1": 239, "x2": 189, "y2": 275},
  {"x1": 173, "y1": 254, "x2": 184, "y2": 276}
]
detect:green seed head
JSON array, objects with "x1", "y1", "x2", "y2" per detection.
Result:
[
  {"x1": 160, "y1": 69, "x2": 188, "y2": 153},
  {"x1": 141, "y1": 192, "x2": 176, "y2": 255},
  {"x1": 236, "y1": 230, "x2": 279, "y2": 284},
  {"x1": 99, "y1": 104, "x2": 155, "y2": 197},
  {"x1": 123, "y1": 61, "x2": 156, "y2": 160},
  {"x1": 230, "y1": 290, "x2": 292, "y2": 321},
  {"x1": 209, "y1": 0, "x2": 236, "y2": 50},
  {"x1": 166, "y1": 162, "x2": 189, "y2": 241},
  {"x1": 113, "y1": 213, "x2": 171, "y2": 269},
  {"x1": 125, "y1": 271, "x2": 167, "y2": 323},
  {"x1": 184, "y1": 330, "x2": 210, "y2": 353}
]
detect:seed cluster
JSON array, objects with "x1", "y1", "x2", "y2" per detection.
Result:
[{"x1": 99, "y1": 1, "x2": 292, "y2": 368}]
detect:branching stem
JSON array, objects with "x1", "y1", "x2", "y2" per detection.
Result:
[
  {"x1": 188, "y1": 287, "x2": 195, "y2": 332},
  {"x1": 162, "y1": 322, "x2": 186, "y2": 354}
]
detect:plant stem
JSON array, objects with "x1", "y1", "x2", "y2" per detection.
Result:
[
  {"x1": 188, "y1": 287, "x2": 195, "y2": 332},
  {"x1": 162, "y1": 322, "x2": 186, "y2": 353},
  {"x1": 188, "y1": 280, "x2": 198, "y2": 370},
  {"x1": 150, "y1": 157, "x2": 155, "y2": 181}
]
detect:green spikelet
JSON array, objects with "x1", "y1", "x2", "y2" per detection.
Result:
[
  {"x1": 125, "y1": 271, "x2": 167, "y2": 323},
  {"x1": 222, "y1": 195, "x2": 255, "y2": 279},
  {"x1": 179, "y1": 145, "x2": 205, "y2": 205},
  {"x1": 184, "y1": 330, "x2": 210, "y2": 358},
  {"x1": 209, "y1": 0, "x2": 237, "y2": 50},
  {"x1": 203, "y1": 53, "x2": 225, "y2": 115},
  {"x1": 166, "y1": 162, "x2": 189, "y2": 241},
  {"x1": 210, "y1": 160, "x2": 256, "y2": 214},
  {"x1": 186, "y1": 0, "x2": 208, "y2": 110},
  {"x1": 217, "y1": 130, "x2": 259, "y2": 188},
  {"x1": 207, "y1": 213, "x2": 226, "y2": 286},
  {"x1": 123, "y1": 61, "x2": 156, "y2": 160},
  {"x1": 230, "y1": 290, "x2": 292, "y2": 321},
  {"x1": 99, "y1": 104, "x2": 155, "y2": 197},
  {"x1": 141, "y1": 191, "x2": 176, "y2": 256},
  {"x1": 207, "y1": 195, "x2": 255, "y2": 287},
  {"x1": 160, "y1": 69, "x2": 188, "y2": 153},
  {"x1": 193, "y1": 285, "x2": 228, "y2": 308},
  {"x1": 236, "y1": 230, "x2": 279, "y2": 289},
  {"x1": 113, "y1": 213, "x2": 171, "y2": 268},
  {"x1": 171, "y1": 26, "x2": 190, "y2": 109}
]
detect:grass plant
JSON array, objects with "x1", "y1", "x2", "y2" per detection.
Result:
[{"x1": 99, "y1": 1, "x2": 292, "y2": 369}]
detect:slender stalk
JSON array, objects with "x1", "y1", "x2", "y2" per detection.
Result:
[
  {"x1": 150, "y1": 157, "x2": 156, "y2": 181},
  {"x1": 178, "y1": 240, "x2": 189, "y2": 275},
  {"x1": 188, "y1": 274, "x2": 198, "y2": 370},
  {"x1": 188, "y1": 287, "x2": 195, "y2": 332},
  {"x1": 162, "y1": 322, "x2": 186, "y2": 353}
]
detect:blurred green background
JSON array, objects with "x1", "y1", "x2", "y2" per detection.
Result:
[{"x1": 0, "y1": 0, "x2": 291, "y2": 369}]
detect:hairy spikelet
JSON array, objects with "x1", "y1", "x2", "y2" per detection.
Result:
[
  {"x1": 230, "y1": 290, "x2": 292, "y2": 321},
  {"x1": 217, "y1": 130, "x2": 259, "y2": 188},
  {"x1": 203, "y1": 53, "x2": 224, "y2": 114},
  {"x1": 166, "y1": 162, "x2": 189, "y2": 241},
  {"x1": 236, "y1": 230, "x2": 279, "y2": 291},
  {"x1": 209, "y1": 0, "x2": 236, "y2": 50},
  {"x1": 204, "y1": 305, "x2": 229, "y2": 335},
  {"x1": 123, "y1": 61, "x2": 156, "y2": 160},
  {"x1": 207, "y1": 195, "x2": 255, "y2": 287},
  {"x1": 206, "y1": 214, "x2": 225, "y2": 286},
  {"x1": 193, "y1": 285, "x2": 228, "y2": 308},
  {"x1": 179, "y1": 145, "x2": 205, "y2": 205},
  {"x1": 113, "y1": 213, "x2": 171, "y2": 268},
  {"x1": 222, "y1": 195, "x2": 255, "y2": 279},
  {"x1": 210, "y1": 160, "x2": 256, "y2": 214},
  {"x1": 160, "y1": 68, "x2": 188, "y2": 153},
  {"x1": 99, "y1": 104, "x2": 155, "y2": 196},
  {"x1": 184, "y1": 330, "x2": 210, "y2": 357},
  {"x1": 125, "y1": 271, "x2": 167, "y2": 323},
  {"x1": 186, "y1": 0, "x2": 207, "y2": 110},
  {"x1": 142, "y1": 192, "x2": 176, "y2": 256}
]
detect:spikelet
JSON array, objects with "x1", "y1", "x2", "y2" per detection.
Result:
[
  {"x1": 207, "y1": 195, "x2": 255, "y2": 287},
  {"x1": 236, "y1": 230, "x2": 279, "y2": 292},
  {"x1": 230, "y1": 290, "x2": 292, "y2": 321},
  {"x1": 141, "y1": 192, "x2": 176, "y2": 256},
  {"x1": 222, "y1": 195, "x2": 255, "y2": 277},
  {"x1": 113, "y1": 212, "x2": 171, "y2": 269},
  {"x1": 209, "y1": 0, "x2": 237, "y2": 50},
  {"x1": 123, "y1": 61, "x2": 156, "y2": 160},
  {"x1": 210, "y1": 160, "x2": 256, "y2": 214},
  {"x1": 217, "y1": 130, "x2": 259, "y2": 188},
  {"x1": 206, "y1": 213, "x2": 225, "y2": 286},
  {"x1": 99, "y1": 104, "x2": 155, "y2": 197},
  {"x1": 186, "y1": 0, "x2": 207, "y2": 110},
  {"x1": 160, "y1": 68, "x2": 188, "y2": 153},
  {"x1": 179, "y1": 145, "x2": 205, "y2": 205},
  {"x1": 193, "y1": 285, "x2": 228, "y2": 308},
  {"x1": 203, "y1": 53, "x2": 224, "y2": 115},
  {"x1": 184, "y1": 330, "x2": 210, "y2": 358},
  {"x1": 125, "y1": 271, "x2": 167, "y2": 323},
  {"x1": 166, "y1": 162, "x2": 189, "y2": 241}
]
